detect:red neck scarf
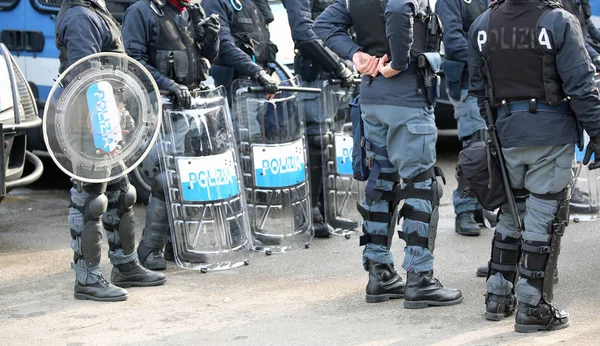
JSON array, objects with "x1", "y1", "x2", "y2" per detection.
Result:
[{"x1": 167, "y1": 0, "x2": 186, "y2": 13}]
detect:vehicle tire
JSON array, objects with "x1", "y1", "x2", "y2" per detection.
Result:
[{"x1": 130, "y1": 155, "x2": 157, "y2": 205}]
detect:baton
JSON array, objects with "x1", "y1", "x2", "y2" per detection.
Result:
[
  {"x1": 328, "y1": 78, "x2": 362, "y2": 85},
  {"x1": 484, "y1": 100, "x2": 522, "y2": 230},
  {"x1": 246, "y1": 86, "x2": 322, "y2": 93},
  {"x1": 198, "y1": 13, "x2": 219, "y2": 26}
]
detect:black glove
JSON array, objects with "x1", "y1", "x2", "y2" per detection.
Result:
[
  {"x1": 254, "y1": 70, "x2": 278, "y2": 94},
  {"x1": 583, "y1": 134, "x2": 600, "y2": 170},
  {"x1": 334, "y1": 62, "x2": 354, "y2": 88},
  {"x1": 168, "y1": 83, "x2": 192, "y2": 109},
  {"x1": 189, "y1": 5, "x2": 206, "y2": 42},
  {"x1": 202, "y1": 15, "x2": 220, "y2": 44}
]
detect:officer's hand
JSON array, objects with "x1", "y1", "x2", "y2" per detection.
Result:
[
  {"x1": 583, "y1": 134, "x2": 600, "y2": 169},
  {"x1": 168, "y1": 83, "x2": 192, "y2": 109},
  {"x1": 335, "y1": 62, "x2": 354, "y2": 88},
  {"x1": 189, "y1": 5, "x2": 206, "y2": 41},
  {"x1": 378, "y1": 54, "x2": 401, "y2": 78},
  {"x1": 352, "y1": 51, "x2": 378, "y2": 78},
  {"x1": 254, "y1": 70, "x2": 279, "y2": 99},
  {"x1": 202, "y1": 15, "x2": 220, "y2": 44},
  {"x1": 593, "y1": 55, "x2": 600, "y2": 72}
]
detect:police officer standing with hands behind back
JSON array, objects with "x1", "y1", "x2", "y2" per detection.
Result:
[
  {"x1": 314, "y1": 0, "x2": 463, "y2": 308},
  {"x1": 121, "y1": 0, "x2": 220, "y2": 270},
  {"x1": 468, "y1": 0, "x2": 600, "y2": 332}
]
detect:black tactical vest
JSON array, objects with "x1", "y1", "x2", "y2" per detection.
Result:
[
  {"x1": 56, "y1": 0, "x2": 124, "y2": 73},
  {"x1": 146, "y1": 0, "x2": 205, "y2": 88},
  {"x1": 464, "y1": 0, "x2": 487, "y2": 33},
  {"x1": 348, "y1": 0, "x2": 441, "y2": 61},
  {"x1": 311, "y1": 0, "x2": 334, "y2": 19},
  {"x1": 228, "y1": 0, "x2": 271, "y2": 64},
  {"x1": 486, "y1": 0, "x2": 566, "y2": 105}
]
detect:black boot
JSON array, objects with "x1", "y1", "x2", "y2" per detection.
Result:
[
  {"x1": 141, "y1": 249, "x2": 167, "y2": 271},
  {"x1": 312, "y1": 207, "x2": 333, "y2": 238},
  {"x1": 476, "y1": 265, "x2": 488, "y2": 277},
  {"x1": 111, "y1": 260, "x2": 167, "y2": 288},
  {"x1": 455, "y1": 212, "x2": 480, "y2": 236},
  {"x1": 485, "y1": 292, "x2": 516, "y2": 321},
  {"x1": 74, "y1": 276, "x2": 128, "y2": 302},
  {"x1": 404, "y1": 271, "x2": 463, "y2": 309},
  {"x1": 474, "y1": 209, "x2": 498, "y2": 228},
  {"x1": 365, "y1": 260, "x2": 405, "y2": 303},
  {"x1": 515, "y1": 302, "x2": 569, "y2": 333}
]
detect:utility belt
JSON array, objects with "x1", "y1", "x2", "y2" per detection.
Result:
[{"x1": 495, "y1": 100, "x2": 571, "y2": 117}]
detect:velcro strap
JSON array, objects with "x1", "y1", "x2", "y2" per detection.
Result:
[
  {"x1": 490, "y1": 262, "x2": 518, "y2": 273},
  {"x1": 365, "y1": 157, "x2": 394, "y2": 169},
  {"x1": 512, "y1": 188, "x2": 530, "y2": 197},
  {"x1": 531, "y1": 189, "x2": 569, "y2": 201},
  {"x1": 400, "y1": 204, "x2": 431, "y2": 223},
  {"x1": 397, "y1": 231, "x2": 428, "y2": 248},
  {"x1": 519, "y1": 265, "x2": 545, "y2": 279},
  {"x1": 359, "y1": 233, "x2": 389, "y2": 247},
  {"x1": 391, "y1": 187, "x2": 435, "y2": 202},
  {"x1": 357, "y1": 203, "x2": 391, "y2": 223},
  {"x1": 378, "y1": 172, "x2": 400, "y2": 182},
  {"x1": 521, "y1": 243, "x2": 551, "y2": 254},
  {"x1": 486, "y1": 293, "x2": 513, "y2": 305},
  {"x1": 494, "y1": 241, "x2": 520, "y2": 251},
  {"x1": 362, "y1": 138, "x2": 389, "y2": 158}
]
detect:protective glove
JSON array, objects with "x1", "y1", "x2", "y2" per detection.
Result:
[
  {"x1": 254, "y1": 70, "x2": 278, "y2": 94},
  {"x1": 189, "y1": 5, "x2": 207, "y2": 42},
  {"x1": 593, "y1": 55, "x2": 600, "y2": 72},
  {"x1": 334, "y1": 62, "x2": 354, "y2": 88},
  {"x1": 202, "y1": 15, "x2": 220, "y2": 44},
  {"x1": 168, "y1": 83, "x2": 192, "y2": 109},
  {"x1": 583, "y1": 134, "x2": 600, "y2": 170}
]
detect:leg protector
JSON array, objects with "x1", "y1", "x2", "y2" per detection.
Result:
[
  {"x1": 308, "y1": 134, "x2": 325, "y2": 208},
  {"x1": 520, "y1": 190, "x2": 569, "y2": 303},
  {"x1": 103, "y1": 177, "x2": 137, "y2": 263}
]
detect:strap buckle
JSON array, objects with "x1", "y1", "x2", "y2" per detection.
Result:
[
  {"x1": 529, "y1": 98, "x2": 537, "y2": 114},
  {"x1": 501, "y1": 100, "x2": 511, "y2": 116}
]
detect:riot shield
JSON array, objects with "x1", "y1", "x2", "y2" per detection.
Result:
[
  {"x1": 232, "y1": 76, "x2": 314, "y2": 254},
  {"x1": 322, "y1": 81, "x2": 363, "y2": 236},
  {"x1": 158, "y1": 87, "x2": 252, "y2": 271},
  {"x1": 43, "y1": 53, "x2": 161, "y2": 182},
  {"x1": 571, "y1": 131, "x2": 600, "y2": 221}
]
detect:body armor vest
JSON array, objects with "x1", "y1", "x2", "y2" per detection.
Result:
[
  {"x1": 228, "y1": 0, "x2": 271, "y2": 65},
  {"x1": 146, "y1": 0, "x2": 205, "y2": 88},
  {"x1": 348, "y1": 0, "x2": 441, "y2": 61},
  {"x1": 56, "y1": 0, "x2": 124, "y2": 73},
  {"x1": 311, "y1": 0, "x2": 334, "y2": 20},
  {"x1": 486, "y1": 0, "x2": 566, "y2": 105}
]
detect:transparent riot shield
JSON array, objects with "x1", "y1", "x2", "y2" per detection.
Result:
[
  {"x1": 322, "y1": 82, "x2": 363, "y2": 236},
  {"x1": 43, "y1": 53, "x2": 161, "y2": 182},
  {"x1": 571, "y1": 131, "x2": 600, "y2": 221},
  {"x1": 158, "y1": 87, "x2": 252, "y2": 271},
  {"x1": 232, "y1": 76, "x2": 314, "y2": 254}
]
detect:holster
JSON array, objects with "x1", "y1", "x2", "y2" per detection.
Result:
[{"x1": 417, "y1": 52, "x2": 442, "y2": 106}]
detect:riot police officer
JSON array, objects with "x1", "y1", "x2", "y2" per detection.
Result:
[
  {"x1": 280, "y1": 0, "x2": 354, "y2": 237},
  {"x1": 202, "y1": 0, "x2": 279, "y2": 97},
  {"x1": 468, "y1": 0, "x2": 600, "y2": 332},
  {"x1": 122, "y1": 0, "x2": 220, "y2": 270},
  {"x1": 314, "y1": 0, "x2": 463, "y2": 308},
  {"x1": 561, "y1": 0, "x2": 600, "y2": 68},
  {"x1": 55, "y1": 0, "x2": 166, "y2": 302},
  {"x1": 436, "y1": 0, "x2": 491, "y2": 237}
]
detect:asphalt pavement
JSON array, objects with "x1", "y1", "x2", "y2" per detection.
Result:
[{"x1": 1, "y1": 134, "x2": 600, "y2": 345}]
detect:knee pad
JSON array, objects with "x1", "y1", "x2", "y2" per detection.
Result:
[
  {"x1": 86, "y1": 193, "x2": 108, "y2": 221},
  {"x1": 123, "y1": 184, "x2": 137, "y2": 209}
]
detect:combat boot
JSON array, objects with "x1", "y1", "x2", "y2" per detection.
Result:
[
  {"x1": 514, "y1": 302, "x2": 569, "y2": 333},
  {"x1": 141, "y1": 249, "x2": 167, "y2": 271},
  {"x1": 312, "y1": 207, "x2": 333, "y2": 238},
  {"x1": 485, "y1": 292, "x2": 516, "y2": 321},
  {"x1": 474, "y1": 209, "x2": 498, "y2": 228},
  {"x1": 365, "y1": 259, "x2": 405, "y2": 303},
  {"x1": 476, "y1": 265, "x2": 488, "y2": 277},
  {"x1": 404, "y1": 271, "x2": 463, "y2": 309},
  {"x1": 455, "y1": 212, "x2": 480, "y2": 236},
  {"x1": 74, "y1": 276, "x2": 128, "y2": 302},
  {"x1": 111, "y1": 260, "x2": 167, "y2": 288}
]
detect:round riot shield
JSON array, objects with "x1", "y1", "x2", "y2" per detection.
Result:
[
  {"x1": 232, "y1": 75, "x2": 313, "y2": 254},
  {"x1": 158, "y1": 86, "x2": 252, "y2": 271},
  {"x1": 321, "y1": 81, "x2": 363, "y2": 236},
  {"x1": 43, "y1": 52, "x2": 161, "y2": 183}
]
